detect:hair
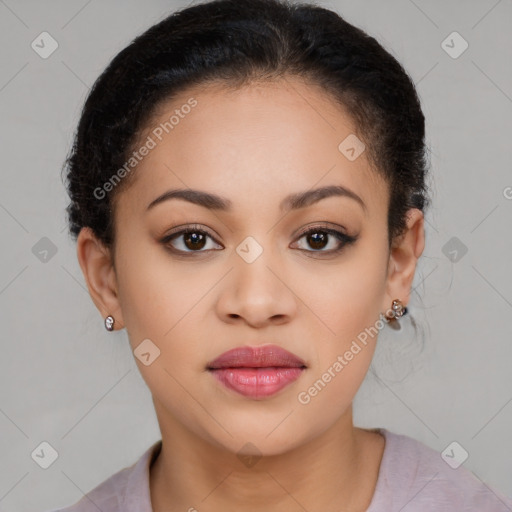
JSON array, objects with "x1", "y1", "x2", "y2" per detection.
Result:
[{"x1": 62, "y1": 0, "x2": 431, "y2": 257}]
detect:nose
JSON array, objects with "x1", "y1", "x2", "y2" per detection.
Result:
[{"x1": 215, "y1": 247, "x2": 298, "y2": 329}]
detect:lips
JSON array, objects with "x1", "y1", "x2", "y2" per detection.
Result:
[
  {"x1": 207, "y1": 345, "x2": 307, "y2": 369},
  {"x1": 207, "y1": 345, "x2": 306, "y2": 399}
]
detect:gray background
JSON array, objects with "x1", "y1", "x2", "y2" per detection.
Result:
[{"x1": 1, "y1": 0, "x2": 511, "y2": 510}]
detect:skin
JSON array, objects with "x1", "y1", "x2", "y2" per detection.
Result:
[{"x1": 76, "y1": 75, "x2": 425, "y2": 511}]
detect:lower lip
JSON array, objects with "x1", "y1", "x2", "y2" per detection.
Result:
[{"x1": 209, "y1": 367, "x2": 304, "y2": 399}]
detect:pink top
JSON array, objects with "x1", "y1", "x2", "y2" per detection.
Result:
[{"x1": 50, "y1": 428, "x2": 512, "y2": 511}]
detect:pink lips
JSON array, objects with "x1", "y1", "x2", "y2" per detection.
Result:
[{"x1": 207, "y1": 345, "x2": 306, "y2": 399}]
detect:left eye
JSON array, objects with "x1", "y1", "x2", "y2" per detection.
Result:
[{"x1": 293, "y1": 227, "x2": 355, "y2": 253}]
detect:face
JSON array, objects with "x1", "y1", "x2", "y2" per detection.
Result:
[{"x1": 79, "y1": 76, "x2": 423, "y2": 456}]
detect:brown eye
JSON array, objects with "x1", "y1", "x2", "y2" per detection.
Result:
[
  {"x1": 183, "y1": 231, "x2": 207, "y2": 250},
  {"x1": 305, "y1": 231, "x2": 329, "y2": 250},
  {"x1": 161, "y1": 225, "x2": 222, "y2": 254},
  {"x1": 293, "y1": 226, "x2": 358, "y2": 254}
]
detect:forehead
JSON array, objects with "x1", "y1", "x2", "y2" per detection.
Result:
[{"x1": 116, "y1": 77, "x2": 387, "y2": 217}]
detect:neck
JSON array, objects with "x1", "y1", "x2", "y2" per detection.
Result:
[{"x1": 149, "y1": 403, "x2": 385, "y2": 512}]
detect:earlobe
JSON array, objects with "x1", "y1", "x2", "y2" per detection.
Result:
[
  {"x1": 384, "y1": 208, "x2": 425, "y2": 307},
  {"x1": 76, "y1": 227, "x2": 124, "y2": 330}
]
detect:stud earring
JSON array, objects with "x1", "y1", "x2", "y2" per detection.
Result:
[
  {"x1": 385, "y1": 299, "x2": 407, "y2": 322},
  {"x1": 105, "y1": 315, "x2": 115, "y2": 331}
]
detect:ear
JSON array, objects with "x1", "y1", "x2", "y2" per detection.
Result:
[
  {"x1": 76, "y1": 227, "x2": 125, "y2": 330},
  {"x1": 383, "y1": 208, "x2": 425, "y2": 311}
]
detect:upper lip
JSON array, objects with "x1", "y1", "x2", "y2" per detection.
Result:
[{"x1": 207, "y1": 345, "x2": 307, "y2": 369}]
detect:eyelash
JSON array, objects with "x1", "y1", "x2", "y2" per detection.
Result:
[{"x1": 160, "y1": 223, "x2": 358, "y2": 257}]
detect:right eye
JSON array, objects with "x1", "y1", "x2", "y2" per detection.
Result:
[{"x1": 160, "y1": 224, "x2": 223, "y2": 254}]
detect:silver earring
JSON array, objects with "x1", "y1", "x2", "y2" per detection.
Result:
[
  {"x1": 384, "y1": 299, "x2": 407, "y2": 321},
  {"x1": 105, "y1": 315, "x2": 115, "y2": 331},
  {"x1": 391, "y1": 299, "x2": 407, "y2": 319},
  {"x1": 384, "y1": 299, "x2": 407, "y2": 330}
]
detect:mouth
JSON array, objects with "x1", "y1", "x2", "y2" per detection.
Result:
[{"x1": 206, "y1": 345, "x2": 307, "y2": 399}]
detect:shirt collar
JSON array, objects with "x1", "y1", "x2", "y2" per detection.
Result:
[{"x1": 121, "y1": 439, "x2": 162, "y2": 512}]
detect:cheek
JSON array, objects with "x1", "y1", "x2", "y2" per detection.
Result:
[
  {"x1": 295, "y1": 265, "x2": 385, "y2": 421},
  {"x1": 292, "y1": 239, "x2": 387, "y2": 402},
  {"x1": 114, "y1": 248, "x2": 211, "y2": 420},
  {"x1": 294, "y1": 245, "x2": 387, "y2": 346},
  {"x1": 115, "y1": 240, "x2": 195, "y2": 340},
  {"x1": 115, "y1": 242, "x2": 217, "y2": 381}
]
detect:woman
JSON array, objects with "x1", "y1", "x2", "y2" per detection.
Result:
[{"x1": 54, "y1": 0, "x2": 512, "y2": 510}]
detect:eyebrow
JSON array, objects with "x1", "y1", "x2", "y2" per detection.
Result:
[{"x1": 146, "y1": 184, "x2": 367, "y2": 214}]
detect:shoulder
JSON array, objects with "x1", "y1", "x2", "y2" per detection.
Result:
[
  {"x1": 368, "y1": 428, "x2": 512, "y2": 511},
  {"x1": 49, "y1": 469, "x2": 130, "y2": 512},
  {"x1": 47, "y1": 440, "x2": 161, "y2": 512}
]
